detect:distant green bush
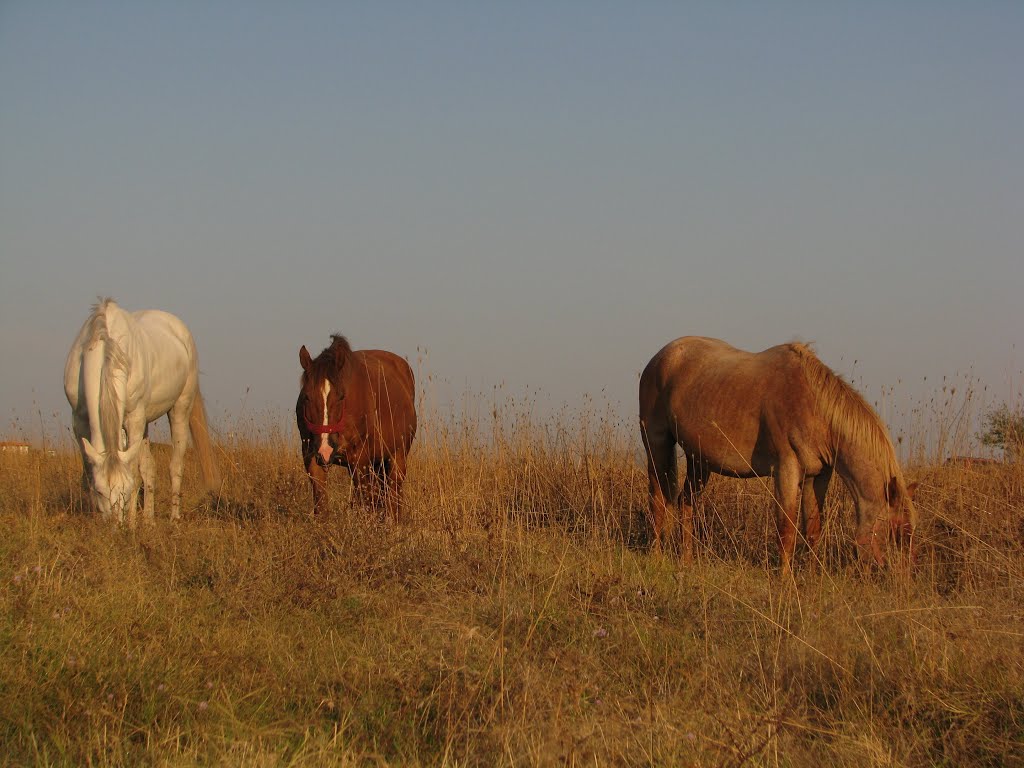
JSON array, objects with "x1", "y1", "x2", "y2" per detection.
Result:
[{"x1": 979, "y1": 403, "x2": 1024, "y2": 460}]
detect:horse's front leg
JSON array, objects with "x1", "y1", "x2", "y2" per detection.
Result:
[
  {"x1": 774, "y1": 458, "x2": 803, "y2": 574},
  {"x1": 305, "y1": 453, "x2": 329, "y2": 514},
  {"x1": 801, "y1": 467, "x2": 833, "y2": 567},
  {"x1": 122, "y1": 415, "x2": 147, "y2": 529},
  {"x1": 138, "y1": 435, "x2": 156, "y2": 525}
]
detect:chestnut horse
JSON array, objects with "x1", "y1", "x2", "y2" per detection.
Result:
[
  {"x1": 297, "y1": 335, "x2": 416, "y2": 517},
  {"x1": 639, "y1": 337, "x2": 917, "y2": 571}
]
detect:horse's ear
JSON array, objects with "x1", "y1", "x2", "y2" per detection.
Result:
[
  {"x1": 82, "y1": 437, "x2": 102, "y2": 465},
  {"x1": 299, "y1": 345, "x2": 312, "y2": 371},
  {"x1": 906, "y1": 481, "x2": 919, "y2": 500}
]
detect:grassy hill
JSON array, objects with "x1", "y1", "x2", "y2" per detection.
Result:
[{"x1": 1, "y1": 412, "x2": 1021, "y2": 766}]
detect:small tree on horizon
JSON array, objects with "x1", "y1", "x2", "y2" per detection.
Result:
[{"x1": 978, "y1": 403, "x2": 1024, "y2": 461}]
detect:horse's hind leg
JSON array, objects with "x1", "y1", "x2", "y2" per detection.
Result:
[
  {"x1": 679, "y1": 461, "x2": 709, "y2": 564},
  {"x1": 642, "y1": 424, "x2": 677, "y2": 553},
  {"x1": 167, "y1": 402, "x2": 192, "y2": 520}
]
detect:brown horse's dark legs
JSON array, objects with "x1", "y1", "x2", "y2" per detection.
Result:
[
  {"x1": 306, "y1": 456, "x2": 329, "y2": 514},
  {"x1": 350, "y1": 466, "x2": 372, "y2": 508},
  {"x1": 348, "y1": 460, "x2": 404, "y2": 522},
  {"x1": 642, "y1": 427, "x2": 677, "y2": 553},
  {"x1": 679, "y1": 465, "x2": 708, "y2": 564}
]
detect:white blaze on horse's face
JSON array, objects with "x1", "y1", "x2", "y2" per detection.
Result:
[{"x1": 318, "y1": 380, "x2": 333, "y2": 464}]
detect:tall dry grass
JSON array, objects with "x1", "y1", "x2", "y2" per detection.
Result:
[{"x1": 1, "y1": 393, "x2": 1022, "y2": 766}]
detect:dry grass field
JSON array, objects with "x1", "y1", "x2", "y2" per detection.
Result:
[{"x1": 1, "y1": 399, "x2": 1023, "y2": 766}]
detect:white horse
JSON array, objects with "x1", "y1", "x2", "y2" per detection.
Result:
[{"x1": 64, "y1": 299, "x2": 220, "y2": 525}]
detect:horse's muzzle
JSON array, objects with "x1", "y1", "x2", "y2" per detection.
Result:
[
  {"x1": 315, "y1": 445, "x2": 348, "y2": 467},
  {"x1": 318, "y1": 441, "x2": 334, "y2": 465}
]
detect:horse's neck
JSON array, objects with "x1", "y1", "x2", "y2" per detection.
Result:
[{"x1": 834, "y1": 434, "x2": 887, "y2": 504}]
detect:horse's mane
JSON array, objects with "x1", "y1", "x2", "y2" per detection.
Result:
[
  {"x1": 302, "y1": 335, "x2": 354, "y2": 392},
  {"x1": 787, "y1": 343, "x2": 901, "y2": 482},
  {"x1": 86, "y1": 298, "x2": 130, "y2": 458}
]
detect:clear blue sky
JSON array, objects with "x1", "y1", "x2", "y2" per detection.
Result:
[{"x1": 1, "y1": 2, "x2": 1021, "y2": 447}]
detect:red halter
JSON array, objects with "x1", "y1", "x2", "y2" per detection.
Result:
[
  {"x1": 305, "y1": 419, "x2": 344, "y2": 435},
  {"x1": 305, "y1": 402, "x2": 345, "y2": 435}
]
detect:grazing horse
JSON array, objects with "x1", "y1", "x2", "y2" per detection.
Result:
[
  {"x1": 639, "y1": 337, "x2": 917, "y2": 571},
  {"x1": 64, "y1": 299, "x2": 220, "y2": 525},
  {"x1": 296, "y1": 335, "x2": 416, "y2": 518}
]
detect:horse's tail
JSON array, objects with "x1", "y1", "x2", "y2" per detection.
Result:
[{"x1": 189, "y1": 390, "x2": 221, "y2": 492}]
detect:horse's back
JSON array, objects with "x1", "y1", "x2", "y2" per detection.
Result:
[
  {"x1": 132, "y1": 310, "x2": 195, "y2": 358},
  {"x1": 129, "y1": 310, "x2": 197, "y2": 402},
  {"x1": 643, "y1": 336, "x2": 801, "y2": 398},
  {"x1": 641, "y1": 337, "x2": 761, "y2": 420},
  {"x1": 356, "y1": 350, "x2": 415, "y2": 398}
]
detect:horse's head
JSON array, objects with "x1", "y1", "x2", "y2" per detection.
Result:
[
  {"x1": 299, "y1": 335, "x2": 352, "y2": 465},
  {"x1": 81, "y1": 437, "x2": 141, "y2": 521}
]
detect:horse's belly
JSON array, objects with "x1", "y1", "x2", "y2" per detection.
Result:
[
  {"x1": 676, "y1": 429, "x2": 762, "y2": 478},
  {"x1": 140, "y1": 369, "x2": 191, "y2": 421},
  {"x1": 704, "y1": 456, "x2": 770, "y2": 479}
]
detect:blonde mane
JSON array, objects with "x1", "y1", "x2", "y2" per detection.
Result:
[
  {"x1": 85, "y1": 299, "x2": 130, "y2": 459},
  {"x1": 788, "y1": 343, "x2": 901, "y2": 481}
]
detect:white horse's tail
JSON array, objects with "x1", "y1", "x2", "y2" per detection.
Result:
[{"x1": 189, "y1": 390, "x2": 221, "y2": 492}]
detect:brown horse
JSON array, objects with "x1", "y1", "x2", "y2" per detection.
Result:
[
  {"x1": 639, "y1": 337, "x2": 917, "y2": 571},
  {"x1": 297, "y1": 335, "x2": 416, "y2": 518}
]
